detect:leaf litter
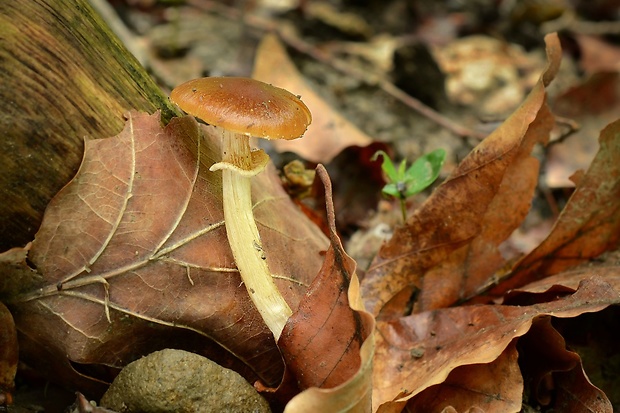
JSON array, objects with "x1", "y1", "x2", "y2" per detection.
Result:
[
  {"x1": 357, "y1": 33, "x2": 620, "y2": 412},
  {"x1": 1, "y1": 25, "x2": 620, "y2": 413}
]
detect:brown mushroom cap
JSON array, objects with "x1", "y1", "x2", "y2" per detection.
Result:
[{"x1": 170, "y1": 77, "x2": 312, "y2": 140}]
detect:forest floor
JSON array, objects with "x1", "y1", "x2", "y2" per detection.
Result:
[{"x1": 4, "y1": 0, "x2": 620, "y2": 412}]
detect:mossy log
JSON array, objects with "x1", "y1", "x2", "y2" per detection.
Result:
[{"x1": 0, "y1": 0, "x2": 179, "y2": 251}]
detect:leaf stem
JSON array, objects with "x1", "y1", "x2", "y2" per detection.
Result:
[{"x1": 217, "y1": 130, "x2": 292, "y2": 340}]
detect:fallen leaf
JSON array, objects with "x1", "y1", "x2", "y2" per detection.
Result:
[
  {"x1": 551, "y1": 306, "x2": 620, "y2": 407},
  {"x1": 280, "y1": 165, "x2": 375, "y2": 412},
  {"x1": 3, "y1": 111, "x2": 329, "y2": 393},
  {"x1": 493, "y1": 117, "x2": 620, "y2": 295},
  {"x1": 517, "y1": 316, "x2": 611, "y2": 412},
  {"x1": 372, "y1": 276, "x2": 619, "y2": 410},
  {"x1": 361, "y1": 33, "x2": 561, "y2": 315},
  {"x1": 403, "y1": 342, "x2": 522, "y2": 413},
  {"x1": 574, "y1": 34, "x2": 620, "y2": 75},
  {"x1": 502, "y1": 266, "x2": 620, "y2": 305},
  {"x1": 431, "y1": 35, "x2": 542, "y2": 116},
  {"x1": 252, "y1": 33, "x2": 373, "y2": 163},
  {"x1": 545, "y1": 72, "x2": 620, "y2": 188}
]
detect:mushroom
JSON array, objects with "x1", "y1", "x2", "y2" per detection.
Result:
[{"x1": 170, "y1": 77, "x2": 311, "y2": 340}]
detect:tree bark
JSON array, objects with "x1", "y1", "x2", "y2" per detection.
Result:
[{"x1": 0, "y1": 0, "x2": 179, "y2": 251}]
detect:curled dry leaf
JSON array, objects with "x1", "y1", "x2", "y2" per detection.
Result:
[
  {"x1": 2, "y1": 111, "x2": 329, "y2": 393},
  {"x1": 361, "y1": 33, "x2": 562, "y2": 316},
  {"x1": 518, "y1": 316, "x2": 611, "y2": 412},
  {"x1": 253, "y1": 34, "x2": 373, "y2": 163},
  {"x1": 372, "y1": 276, "x2": 620, "y2": 410},
  {"x1": 502, "y1": 266, "x2": 620, "y2": 305},
  {"x1": 280, "y1": 165, "x2": 375, "y2": 412},
  {"x1": 403, "y1": 342, "x2": 522, "y2": 413}
]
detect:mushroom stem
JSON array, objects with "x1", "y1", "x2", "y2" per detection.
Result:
[{"x1": 219, "y1": 130, "x2": 292, "y2": 340}]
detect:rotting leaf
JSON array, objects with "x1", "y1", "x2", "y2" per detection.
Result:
[
  {"x1": 361, "y1": 33, "x2": 561, "y2": 316},
  {"x1": 2, "y1": 111, "x2": 329, "y2": 393},
  {"x1": 492, "y1": 118, "x2": 620, "y2": 295},
  {"x1": 253, "y1": 33, "x2": 373, "y2": 163},
  {"x1": 372, "y1": 276, "x2": 619, "y2": 410}
]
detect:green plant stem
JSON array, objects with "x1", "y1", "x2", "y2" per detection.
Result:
[
  {"x1": 220, "y1": 131, "x2": 292, "y2": 341},
  {"x1": 399, "y1": 198, "x2": 407, "y2": 223}
]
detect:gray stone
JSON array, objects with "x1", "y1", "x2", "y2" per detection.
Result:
[{"x1": 100, "y1": 349, "x2": 271, "y2": 413}]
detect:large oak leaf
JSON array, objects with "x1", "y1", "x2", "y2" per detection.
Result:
[{"x1": 4, "y1": 112, "x2": 329, "y2": 393}]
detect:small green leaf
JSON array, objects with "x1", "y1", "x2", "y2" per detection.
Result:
[
  {"x1": 382, "y1": 183, "x2": 402, "y2": 199},
  {"x1": 397, "y1": 159, "x2": 408, "y2": 181},
  {"x1": 403, "y1": 148, "x2": 446, "y2": 196},
  {"x1": 371, "y1": 150, "x2": 398, "y2": 182}
]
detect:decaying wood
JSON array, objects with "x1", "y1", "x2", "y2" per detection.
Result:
[{"x1": 0, "y1": 0, "x2": 178, "y2": 251}]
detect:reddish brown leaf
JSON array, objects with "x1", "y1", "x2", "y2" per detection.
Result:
[
  {"x1": 502, "y1": 266, "x2": 620, "y2": 305},
  {"x1": 280, "y1": 164, "x2": 373, "y2": 386},
  {"x1": 253, "y1": 34, "x2": 374, "y2": 163},
  {"x1": 4, "y1": 111, "x2": 329, "y2": 392},
  {"x1": 403, "y1": 342, "x2": 522, "y2": 413},
  {"x1": 372, "y1": 276, "x2": 619, "y2": 410},
  {"x1": 361, "y1": 33, "x2": 561, "y2": 316},
  {"x1": 493, "y1": 118, "x2": 620, "y2": 295},
  {"x1": 279, "y1": 165, "x2": 375, "y2": 412}
]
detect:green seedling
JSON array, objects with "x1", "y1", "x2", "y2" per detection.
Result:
[{"x1": 372, "y1": 148, "x2": 446, "y2": 222}]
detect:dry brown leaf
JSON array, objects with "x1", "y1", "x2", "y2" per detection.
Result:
[
  {"x1": 518, "y1": 316, "x2": 611, "y2": 412},
  {"x1": 3, "y1": 111, "x2": 329, "y2": 393},
  {"x1": 502, "y1": 266, "x2": 620, "y2": 305},
  {"x1": 575, "y1": 34, "x2": 620, "y2": 75},
  {"x1": 493, "y1": 118, "x2": 620, "y2": 295},
  {"x1": 252, "y1": 33, "x2": 373, "y2": 163},
  {"x1": 403, "y1": 342, "x2": 522, "y2": 413},
  {"x1": 361, "y1": 33, "x2": 562, "y2": 316},
  {"x1": 546, "y1": 73, "x2": 620, "y2": 188},
  {"x1": 280, "y1": 165, "x2": 375, "y2": 412},
  {"x1": 372, "y1": 276, "x2": 619, "y2": 410}
]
